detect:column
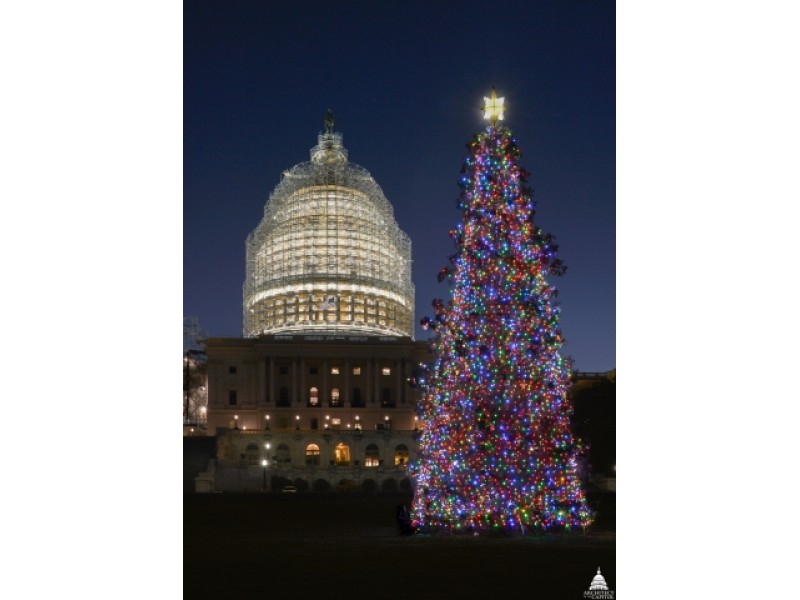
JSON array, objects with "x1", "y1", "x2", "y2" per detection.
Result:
[
  {"x1": 322, "y1": 359, "x2": 329, "y2": 406},
  {"x1": 396, "y1": 359, "x2": 402, "y2": 406},
  {"x1": 344, "y1": 360, "x2": 351, "y2": 407},
  {"x1": 253, "y1": 359, "x2": 263, "y2": 411},
  {"x1": 349, "y1": 294, "x2": 354, "y2": 322},
  {"x1": 260, "y1": 358, "x2": 267, "y2": 406},
  {"x1": 299, "y1": 357, "x2": 306, "y2": 405},
  {"x1": 360, "y1": 358, "x2": 372, "y2": 406},
  {"x1": 373, "y1": 358, "x2": 380, "y2": 406},
  {"x1": 269, "y1": 357, "x2": 275, "y2": 406}
]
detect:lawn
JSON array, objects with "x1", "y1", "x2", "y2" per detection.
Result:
[{"x1": 185, "y1": 492, "x2": 615, "y2": 599}]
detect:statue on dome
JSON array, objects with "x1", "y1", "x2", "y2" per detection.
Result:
[{"x1": 324, "y1": 109, "x2": 334, "y2": 134}]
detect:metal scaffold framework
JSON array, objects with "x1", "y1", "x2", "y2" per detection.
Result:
[
  {"x1": 183, "y1": 316, "x2": 208, "y2": 427},
  {"x1": 183, "y1": 316, "x2": 204, "y2": 353},
  {"x1": 243, "y1": 127, "x2": 415, "y2": 338}
]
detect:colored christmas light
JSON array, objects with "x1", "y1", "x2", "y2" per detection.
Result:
[{"x1": 409, "y1": 108, "x2": 591, "y2": 533}]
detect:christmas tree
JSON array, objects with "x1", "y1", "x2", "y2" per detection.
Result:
[{"x1": 409, "y1": 90, "x2": 592, "y2": 533}]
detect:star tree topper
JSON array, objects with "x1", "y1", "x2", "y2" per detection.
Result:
[{"x1": 482, "y1": 87, "x2": 505, "y2": 125}]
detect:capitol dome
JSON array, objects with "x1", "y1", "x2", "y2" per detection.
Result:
[
  {"x1": 243, "y1": 113, "x2": 414, "y2": 338},
  {"x1": 589, "y1": 567, "x2": 609, "y2": 591}
]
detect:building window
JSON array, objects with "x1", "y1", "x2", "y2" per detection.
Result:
[
  {"x1": 382, "y1": 367, "x2": 391, "y2": 376},
  {"x1": 279, "y1": 366, "x2": 289, "y2": 375},
  {"x1": 276, "y1": 444, "x2": 291, "y2": 464},
  {"x1": 306, "y1": 443, "x2": 320, "y2": 466},
  {"x1": 330, "y1": 388, "x2": 340, "y2": 407},
  {"x1": 394, "y1": 445, "x2": 409, "y2": 466},
  {"x1": 382, "y1": 387, "x2": 393, "y2": 406},
  {"x1": 334, "y1": 443, "x2": 350, "y2": 466},
  {"x1": 245, "y1": 443, "x2": 260, "y2": 466},
  {"x1": 331, "y1": 367, "x2": 340, "y2": 375},
  {"x1": 331, "y1": 418, "x2": 341, "y2": 430},
  {"x1": 278, "y1": 387, "x2": 289, "y2": 407},
  {"x1": 352, "y1": 387, "x2": 363, "y2": 407},
  {"x1": 310, "y1": 418, "x2": 319, "y2": 430},
  {"x1": 310, "y1": 366, "x2": 318, "y2": 375},
  {"x1": 229, "y1": 366, "x2": 238, "y2": 375},
  {"x1": 364, "y1": 444, "x2": 380, "y2": 467},
  {"x1": 228, "y1": 390, "x2": 237, "y2": 406},
  {"x1": 352, "y1": 367, "x2": 361, "y2": 376},
  {"x1": 309, "y1": 387, "x2": 319, "y2": 406}
]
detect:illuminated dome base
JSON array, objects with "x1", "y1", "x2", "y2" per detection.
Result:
[
  {"x1": 246, "y1": 282, "x2": 412, "y2": 337},
  {"x1": 244, "y1": 124, "x2": 414, "y2": 338}
]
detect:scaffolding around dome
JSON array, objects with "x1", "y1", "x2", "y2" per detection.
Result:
[{"x1": 244, "y1": 129, "x2": 415, "y2": 339}]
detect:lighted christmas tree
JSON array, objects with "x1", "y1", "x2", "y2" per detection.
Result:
[{"x1": 409, "y1": 90, "x2": 592, "y2": 533}]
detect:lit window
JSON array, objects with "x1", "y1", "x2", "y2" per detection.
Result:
[
  {"x1": 382, "y1": 367, "x2": 391, "y2": 376},
  {"x1": 306, "y1": 443, "x2": 320, "y2": 466},
  {"x1": 334, "y1": 443, "x2": 350, "y2": 466},
  {"x1": 353, "y1": 367, "x2": 361, "y2": 376},
  {"x1": 365, "y1": 444, "x2": 380, "y2": 467},
  {"x1": 394, "y1": 445, "x2": 409, "y2": 466},
  {"x1": 330, "y1": 388, "x2": 340, "y2": 407},
  {"x1": 331, "y1": 367, "x2": 340, "y2": 375},
  {"x1": 309, "y1": 387, "x2": 319, "y2": 406}
]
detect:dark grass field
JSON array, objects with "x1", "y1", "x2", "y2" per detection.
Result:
[{"x1": 185, "y1": 492, "x2": 615, "y2": 599}]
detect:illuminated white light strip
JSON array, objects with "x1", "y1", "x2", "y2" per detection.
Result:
[
  {"x1": 255, "y1": 322, "x2": 407, "y2": 337},
  {"x1": 246, "y1": 283, "x2": 411, "y2": 308}
]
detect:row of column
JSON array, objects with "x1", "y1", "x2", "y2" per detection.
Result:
[
  {"x1": 255, "y1": 294, "x2": 410, "y2": 334},
  {"x1": 261, "y1": 356, "x2": 408, "y2": 407}
]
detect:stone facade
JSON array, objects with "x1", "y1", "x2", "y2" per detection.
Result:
[
  {"x1": 199, "y1": 333, "x2": 430, "y2": 492},
  {"x1": 212, "y1": 428, "x2": 418, "y2": 493}
]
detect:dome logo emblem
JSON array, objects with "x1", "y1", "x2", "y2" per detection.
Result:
[{"x1": 583, "y1": 567, "x2": 614, "y2": 599}]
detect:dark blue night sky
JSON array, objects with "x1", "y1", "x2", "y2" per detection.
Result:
[{"x1": 184, "y1": 0, "x2": 615, "y2": 372}]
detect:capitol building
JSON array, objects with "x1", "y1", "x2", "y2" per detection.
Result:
[{"x1": 195, "y1": 115, "x2": 430, "y2": 493}]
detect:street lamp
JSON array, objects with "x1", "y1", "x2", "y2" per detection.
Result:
[
  {"x1": 261, "y1": 459, "x2": 268, "y2": 492},
  {"x1": 265, "y1": 414, "x2": 270, "y2": 430}
]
